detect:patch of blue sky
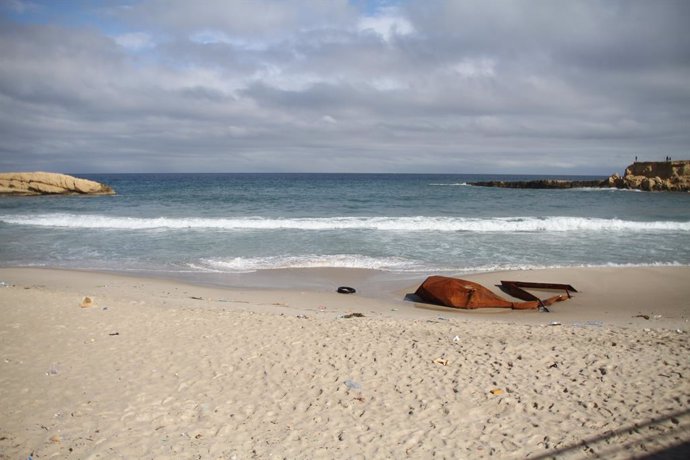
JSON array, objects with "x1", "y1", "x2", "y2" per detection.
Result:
[
  {"x1": 350, "y1": 0, "x2": 404, "y2": 15},
  {"x1": 3, "y1": 1, "x2": 406, "y2": 34},
  {"x1": 1, "y1": 0, "x2": 136, "y2": 36}
]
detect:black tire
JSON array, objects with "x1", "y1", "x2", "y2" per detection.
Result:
[{"x1": 337, "y1": 286, "x2": 356, "y2": 294}]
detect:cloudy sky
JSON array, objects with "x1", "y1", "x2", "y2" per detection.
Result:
[{"x1": 1, "y1": 0, "x2": 688, "y2": 174}]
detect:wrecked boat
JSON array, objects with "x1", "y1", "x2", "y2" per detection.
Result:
[{"x1": 414, "y1": 276, "x2": 577, "y2": 311}]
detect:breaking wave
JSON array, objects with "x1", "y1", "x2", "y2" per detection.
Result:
[
  {"x1": 566, "y1": 187, "x2": 643, "y2": 192},
  {"x1": 191, "y1": 255, "x2": 420, "y2": 272},
  {"x1": 188, "y1": 257, "x2": 687, "y2": 273},
  {"x1": 2, "y1": 213, "x2": 690, "y2": 233},
  {"x1": 428, "y1": 182, "x2": 470, "y2": 186}
]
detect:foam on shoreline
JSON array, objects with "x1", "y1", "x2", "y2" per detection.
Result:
[{"x1": 3, "y1": 213, "x2": 690, "y2": 232}]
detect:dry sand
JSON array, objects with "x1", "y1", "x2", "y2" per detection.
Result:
[{"x1": 0, "y1": 266, "x2": 689, "y2": 459}]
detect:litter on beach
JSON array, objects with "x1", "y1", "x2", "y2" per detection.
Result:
[
  {"x1": 344, "y1": 379, "x2": 361, "y2": 390},
  {"x1": 340, "y1": 312, "x2": 365, "y2": 319}
]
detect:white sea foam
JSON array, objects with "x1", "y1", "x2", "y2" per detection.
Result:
[
  {"x1": 428, "y1": 182, "x2": 470, "y2": 186},
  {"x1": 566, "y1": 187, "x2": 643, "y2": 192},
  {"x1": 194, "y1": 254, "x2": 419, "y2": 272},
  {"x1": 187, "y1": 257, "x2": 688, "y2": 273},
  {"x1": 2, "y1": 213, "x2": 690, "y2": 232},
  {"x1": 452, "y1": 261, "x2": 686, "y2": 274}
]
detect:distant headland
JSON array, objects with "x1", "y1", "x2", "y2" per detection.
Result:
[
  {"x1": 471, "y1": 160, "x2": 690, "y2": 192},
  {"x1": 0, "y1": 172, "x2": 115, "y2": 196}
]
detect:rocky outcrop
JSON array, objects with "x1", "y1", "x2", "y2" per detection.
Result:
[
  {"x1": 606, "y1": 161, "x2": 690, "y2": 192},
  {"x1": 0, "y1": 172, "x2": 115, "y2": 196},
  {"x1": 470, "y1": 179, "x2": 605, "y2": 189},
  {"x1": 471, "y1": 160, "x2": 689, "y2": 192}
]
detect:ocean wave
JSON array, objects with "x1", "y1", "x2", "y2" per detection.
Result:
[
  {"x1": 454, "y1": 261, "x2": 686, "y2": 273},
  {"x1": 2, "y1": 256, "x2": 685, "y2": 274},
  {"x1": 188, "y1": 257, "x2": 688, "y2": 273},
  {"x1": 566, "y1": 187, "x2": 643, "y2": 192},
  {"x1": 191, "y1": 255, "x2": 419, "y2": 272},
  {"x1": 428, "y1": 182, "x2": 470, "y2": 186},
  {"x1": 2, "y1": 213, "x2": 689, "y2": 232}
]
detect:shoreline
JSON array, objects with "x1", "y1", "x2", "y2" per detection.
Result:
[
  {"x1": 1, "y1": 266, "x2": 689, "y2": 458},
  {"x1": 1, "y1": 264, "x2": 688, "y2": 328}
]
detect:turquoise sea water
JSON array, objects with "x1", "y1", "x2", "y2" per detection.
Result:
[{"x1": 1, "y1": 173, "x2": 689, "y2": 277}]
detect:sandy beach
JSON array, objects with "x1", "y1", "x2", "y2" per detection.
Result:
[{"x1": 1, "y1": 266, "x2": 689, "y2": 459}]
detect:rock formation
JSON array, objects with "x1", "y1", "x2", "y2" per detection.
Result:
[
  {"x1": 0, "y1": 172, "x2": 115, "y2": 196},
  {"x1": 470, "y1": 160, "x2": 689, "y2": 192},
  {"x1": 605, "y1": 160, "x2": 690, "y2": 192},
  {"x1": 469, "y1": 179, "x2": 605, "y2": 189}
]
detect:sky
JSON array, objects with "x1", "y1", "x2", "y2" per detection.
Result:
[{"x1": 0, "y1": 0, "x2": 688, "y2": 174}]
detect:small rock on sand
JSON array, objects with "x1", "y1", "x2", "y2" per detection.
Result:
[{"x1": 80, "y1": 296, "x2": 95, "y2": 308}]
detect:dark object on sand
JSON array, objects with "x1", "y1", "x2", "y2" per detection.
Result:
[
  {"x1": 414, "y1": 276, "x2": 577, "y2": 310},
  {"x1": 341, "y1": 313, "x2": 365, "y2": 318},
  {"x1": 337, "y1": 286, "x2": 356, "y2": 294}
]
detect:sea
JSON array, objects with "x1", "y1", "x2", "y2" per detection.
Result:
[{"x1": 1, "y1": 173, "x2": 689, "y2": 285}]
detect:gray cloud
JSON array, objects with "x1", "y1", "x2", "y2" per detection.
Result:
[{"x1": 0, "y1": 0, "x2": 688, "y2": 174}]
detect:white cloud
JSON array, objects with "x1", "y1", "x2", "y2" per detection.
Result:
[
  {"x1": 246, "y1": 62, "x2": 340, "y2": 92},
  {"x1": 452, "y1": 58, "x2": 496, "y2": 78},
  {"x1": 370, "y1": 77, "x2": 407, "y2": 91},
  {"x1": 1, "y1": 0, "x2": 688, "y2": 173},
  {"x1": 189, "y1": 29, "x2": 269, "y2": 51},
  {"x1": 119, "y1": 0, "x2": 357, "y2": 39},
  {"x1": 189, "y1": 29, "x2": 230, "y2": 45},
  {"x1": 357, "y1": 7, "x2": 415, "y2": 42},
  {"x1": 114, "y1": 32, "x2": 155, "y2": 51},
  {"x1": 1, "y1": 0, "x2": 37, "y2": 14}
]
